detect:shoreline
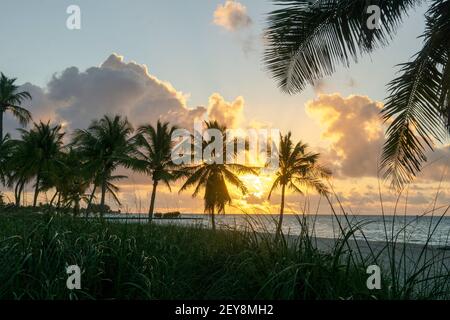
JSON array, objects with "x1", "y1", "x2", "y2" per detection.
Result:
[{"x1": 305, "y1": 236, "x2": 450, "y2": 275}]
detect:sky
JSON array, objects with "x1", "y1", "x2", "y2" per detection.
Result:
[{"x1": 1, "y1": 0, "x2": 449, "y2": 215}]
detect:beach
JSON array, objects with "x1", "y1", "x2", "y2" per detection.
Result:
[{"x1": 312, "y1": 237, "x2": 450, "y2": 274}]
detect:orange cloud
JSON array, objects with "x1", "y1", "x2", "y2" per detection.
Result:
[
  {"x1": 207, "y1": 93, "x2": 244, "y2": 128},
  {"x1": 213, "y1": 0, "x2": 252, "y2": 31},
  {"x1": 306, "y1": 94, "x2": 384, "y2": 178}
]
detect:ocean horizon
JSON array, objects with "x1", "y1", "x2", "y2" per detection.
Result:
[{"x1": 104, "y1": 213, "x2": 450, "y2": 247}]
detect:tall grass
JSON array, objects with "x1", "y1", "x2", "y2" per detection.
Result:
[
  {"x1": 0, "y1": 212, "x2": 369, "y2": 300},
  {"x1": 0, "y1": 203, "x2": 448, "y2": 300},
  {"x1": 224, "y1": 183, "x2": 450, "y2": 300}
]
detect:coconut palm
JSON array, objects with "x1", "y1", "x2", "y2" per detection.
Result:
[
  {"x1": 134, "y1": 121, "x2": 180, "y2": 223},
  {"x1": 179, "y1": 121, "x2": 258, "y2": 231},
  {"x1": 5, "y1": 147, "x2": 32, "y2": 207},
  {"x1": 0, "y1": 134, "x2": 13, "y2": 187},
  {"x1": 4, "y1": 150, "x2": 29, "y2": 207},
  {"x1": 73, "y1": 115, "x2": 135, "y2": 216},
  {"x1": 0, "y1": 135, "x2": 26, "y2": 205},
  {"x1": 268, "y1": 132, "x2": 331, "y2": 237},
  {"x1": 0, "y1": 73, "x2": 32, "y2": 141},
  {"x1": 41, "y1": 148, "x2": 90, "y2": 215},
  {"x1": 264, "y1": 0, "x2": 450, "y2": 189},
  {"x1": 17, "y1": 122, "x2": 65, "y2": 207}
]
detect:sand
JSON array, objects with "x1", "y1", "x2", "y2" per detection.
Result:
[{"x1": 310, "y1": 236, "x2": 450, "y2": 278}]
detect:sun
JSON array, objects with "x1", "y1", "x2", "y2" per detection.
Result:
[{"x1": 239, "y1": 174, "x2": 273, "y2": 199}]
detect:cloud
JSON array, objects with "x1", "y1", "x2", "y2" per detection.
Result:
[
  {"x1": 207, "y1": 93, "x2": 244, "y2": 128},
  {"x1": 4, "y1": 54, "x2": 254, "y2": 142},
  {"x1": 3, "y1": 83, "x2": 60, "y2": 138},
  {"x1": 416, "y1": 146, "x2": 450, "y2": 182},
  {"x1": 306, "y1": 94, "x2": 385, "y2": 178},
  {"x1": 44, "y1": 54, "x2": 206, "y2": 130},
  {"x1": 213, "y1": 0, "x2": 252, "y2": 31},
  {"x1": 4, "y1": 53, "x2": 256, "y2": 137},
  {"x1": 305, "y1": 93, "x2": 450, "y2": 184},
  {"x1": 1, "y1": 54, "x2": 262, "y2": 211}
]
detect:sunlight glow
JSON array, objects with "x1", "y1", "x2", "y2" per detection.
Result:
[{"x1": 239, "y1": 174, "x2": 274, "y2": 199}]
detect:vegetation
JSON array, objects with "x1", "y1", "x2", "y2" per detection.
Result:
[
  {"x1": 0, "y1": 113, "x2": 268, "y2": 221},
  {"x1": 0, "y1": 211, "x2": 447, "y2": 300},
  {"x1": 0, "y1": 73, "x2": 32, "y2": 142},
  {"x1": 0, "y1": 134, "x2": 13, "y2": 187},
  {"x1": 73, "y1": 115, "x2": 136, "y2": 216},
  {"x1": 17, "y1": 122, "x2": 65, "y2": 208},
  {"x1": 264, "y1": 0, "x2": 450, "y2": 189},
  {"x1": 134, "y1": 121, "x2": 180, "y2": 222},
  {"x1": 269, "y1": 132, "x2": 330, "y2": 237},
  {"x1": 179, "y1": 121, "x2": 258, "y2": 230},
  {"x1": 0, "y1": 38, "x2": 450, "y2": 299}
]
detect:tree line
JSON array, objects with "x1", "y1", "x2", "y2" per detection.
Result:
[{"x1": 0, "y1": 73, "x2": 330, "y2": 233}]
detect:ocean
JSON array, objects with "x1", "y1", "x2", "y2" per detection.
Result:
[{"x1": 107, "y1": 214, "x2": 450, "y2": 247}]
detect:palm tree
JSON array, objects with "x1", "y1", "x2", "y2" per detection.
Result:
[
  {"x1": 179, "y1": 121, "x2": 258, "y2": 231},
  {"x1": 0, "y1": 134, "x2": 13, "y2": 187},
  {"x1": 0, "y1": 73, "x2": 32, "y2": 141},
  {"x1": 0, "y1": 135, "x2": 25, "y2": 205},
  {"x1": 74, "y1": 115, "x2": 135, "y2": 216},
  {"x1": 264, "y1": 0, "x2": 450, "y2": 189},
  {"x1": 4, "y1": 158, "x2": 27, "y2": 207},
  {"x1": 6, "y1": 143, "x2": 32, "y2": 206},
  {"x1": 134, "y1": 121, "x2": 180, "y2": 223},
  {"x1": 268, "y1": 132, "x2": 331, "y2": 237},
  {"x1": 17, "y1": 122, "x2": 65, "y2": 207},
  {"x1": 41, "y1": 148, "x2": 90, "y2": 215},
  {"x1": 57, "y1": 150, "x2": 90, "y2": 216}
]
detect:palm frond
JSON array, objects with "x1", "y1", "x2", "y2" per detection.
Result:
[
  {"x1": 264, "y1": 0, "x2": 421, "y2": 93},
  {"x1": 380, "y1": 1, "x2": 450, "y2": 189},
  {"x1": 222, "y1": 168, "x2": 248, "y2": 195}
]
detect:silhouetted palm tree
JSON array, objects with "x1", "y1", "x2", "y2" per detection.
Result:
[
  {"x1": 4, "y1": 147, "x2": 29, "y2": 206},
  {"x1": 134, "y1": 121, "x2": 180, "y2": 223},
  {"x1": 5, "y1": 141, "x2": 32, "y2": 206},
  {"x1": 0, "y1": 73, "x2": 32, "y2": 141},
  {"x1": 74, "y1": 115, "x2": 135, "y2": 216},
  {"x1": 264, "y1": 0, "x2": 450, "y2": 188},
  {"x1": 41, "y1": 148, "x2": 90, "y2": 215},
  {"x1": 0, "y1": 134, "x2": 13, "y2": 187},
  {"x1": 58, "y1": 149, "x2": 90, "y2": 215},
  {"x1": 268, "y1": 132, "x2": 330, "y2": 237},
  {"x1": 17, "y1": 122, "x2": 65, "y2": 207},
  {"x1": 180, "y1": 121, "x2": 258, "y2": 231}
]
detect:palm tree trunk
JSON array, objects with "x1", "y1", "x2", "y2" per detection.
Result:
[
  {"x1": 86, "y1": 185, "x2": 97, "y2": 212},
  {"x1": 211, "y1": 208, "x2": 216, "y2": 231},
  {"x1": 100, "y1": 179, "x2": 107, "y2": 218},
  {"x1": 19, "y1": 180, "x2": 25, "y2": 206},
  {"x1": 50, "y1": 191, "x2": 58, "y2": 206},
  {"x1": 33, "y1": 171, "x2": 41, "y2": 208},
  {"x1": 74, "y1": 198, "x2": 80, "y2": 217},
  {"x1": 276, "y1": 183, "x2": 286, "y2": 238},
  {"x1": 56, "y1": 192, "x2": 61, "y2": 209},
  {"x1": 148, "y1": 180, "x2": 158, "y2": 223},
  {"x1": 15, "y1": 179, "x2": 24, "y2": 206}
]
